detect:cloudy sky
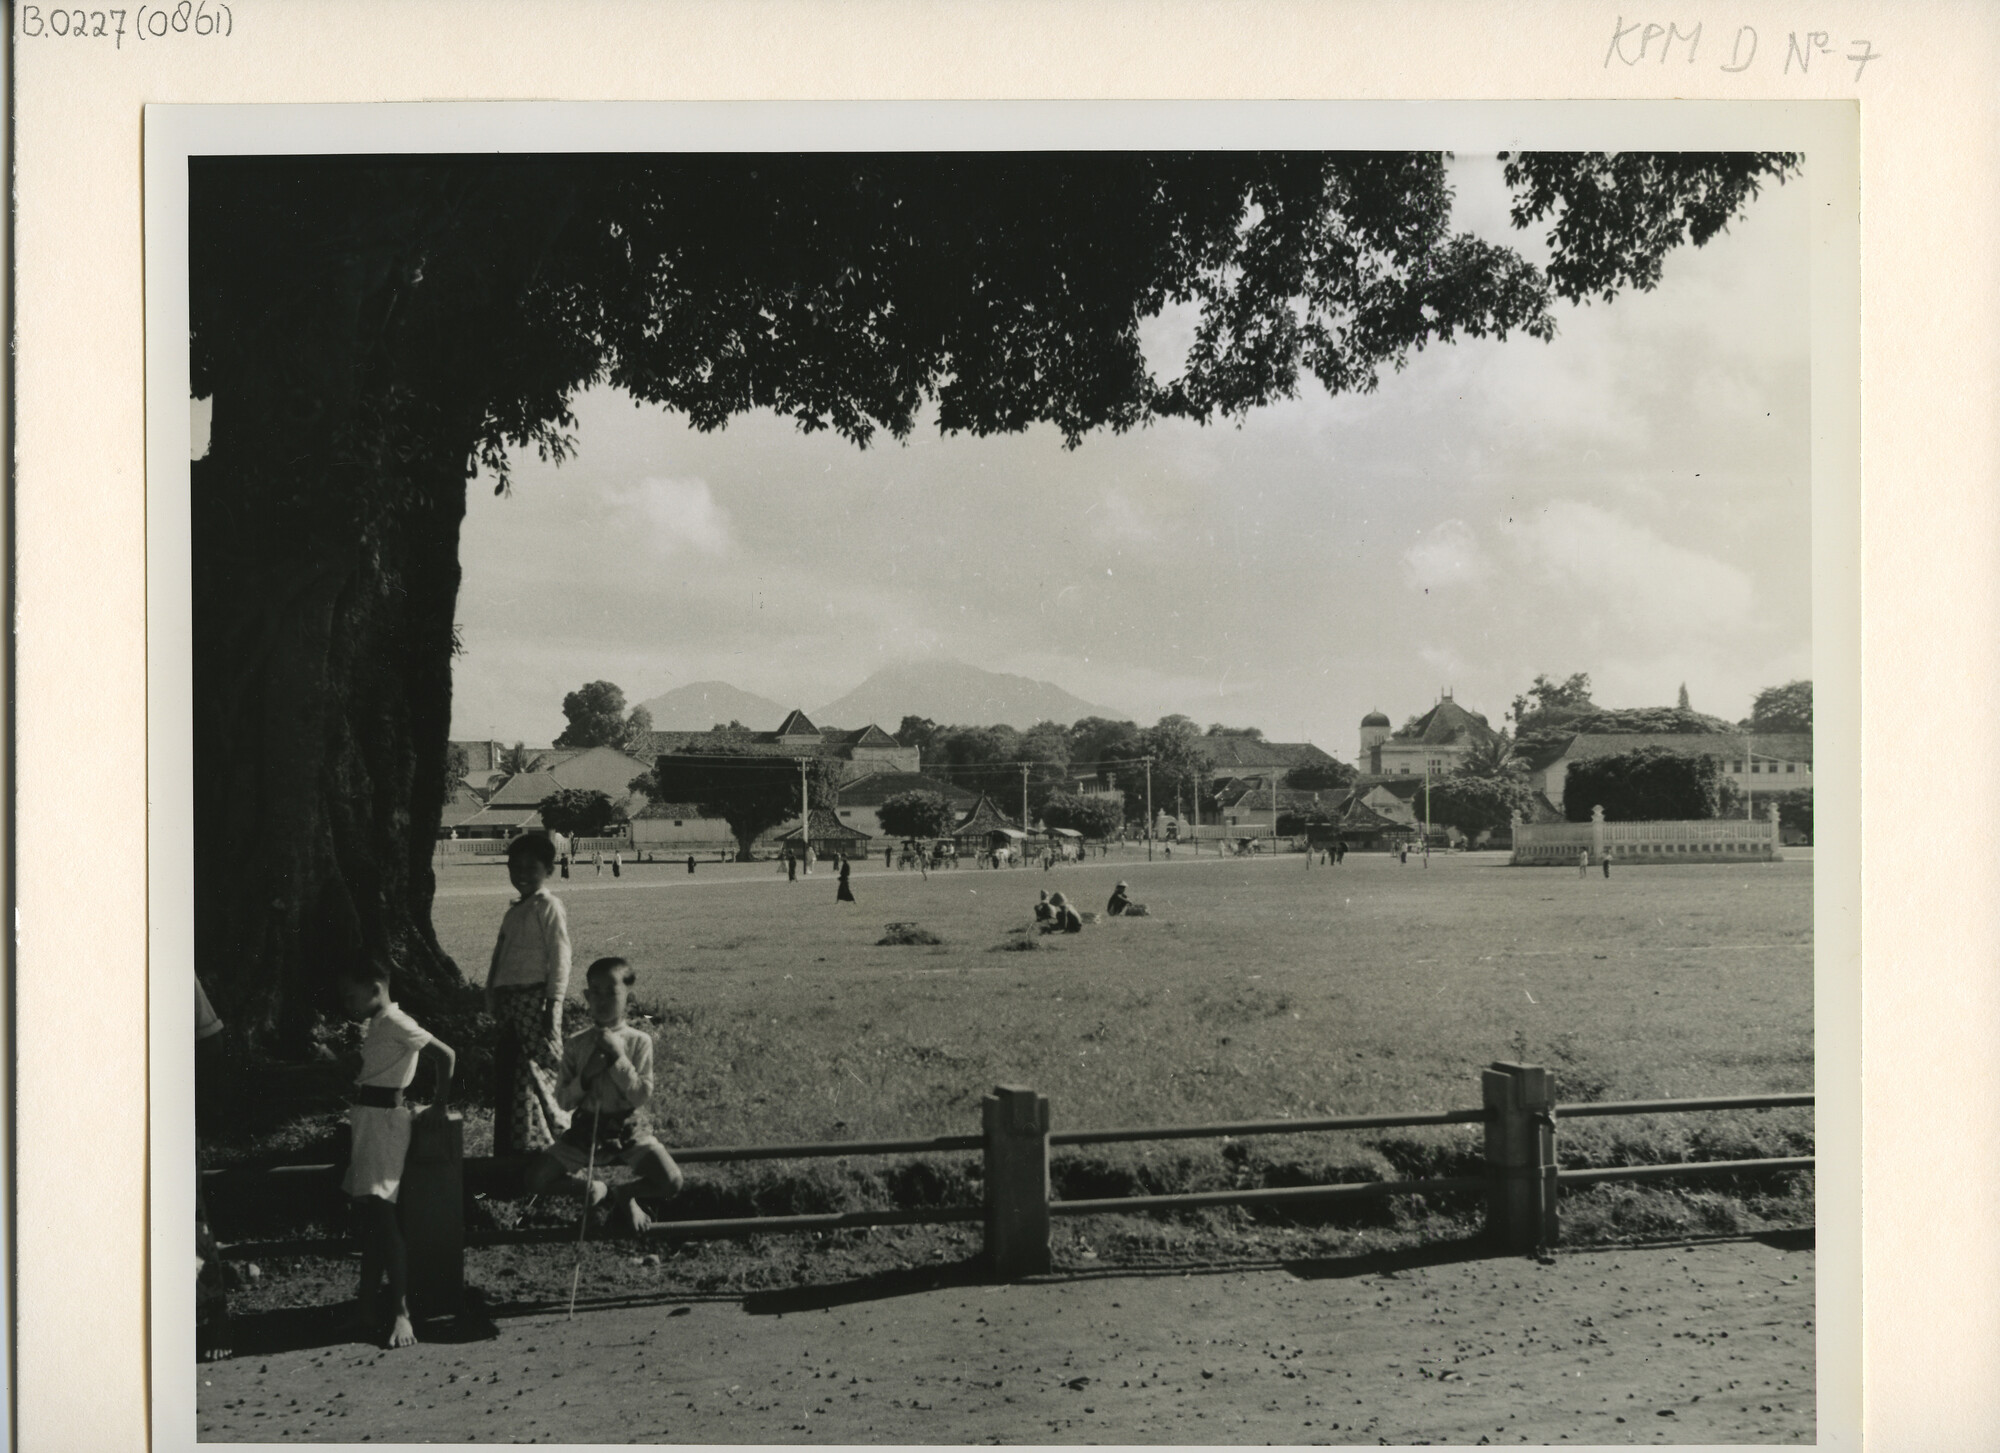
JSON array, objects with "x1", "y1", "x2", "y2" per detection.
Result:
[{"x1": 448, "y1": 153, "x2": 1810, "y2": 758}]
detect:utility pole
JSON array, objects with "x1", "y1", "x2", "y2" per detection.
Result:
[
  {"x1": 1145, "y1": 757, "x2": 1154, "y2": 861},
  {"x1": 1021, "y1": 764, "x2": 1030, "y2": 841}
]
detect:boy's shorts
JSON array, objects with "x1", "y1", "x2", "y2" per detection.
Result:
[
  {"x1": 543, "y1": 1112, "x2": 667, "y2": 1174},
  {"x1": 342, "y1": 1104, "x2": 413, "y2": 1202}
]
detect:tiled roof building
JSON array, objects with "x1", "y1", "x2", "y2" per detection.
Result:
[
  {"x1": 1201, "y1": 733, "x2": 1341, "y2": 781},
  {"x1": 1361, "y1": 691, "x2": 1503, "y2": 777},
  {"x1": 632, "y1": 710, "x2": 917, "y2": 780}
]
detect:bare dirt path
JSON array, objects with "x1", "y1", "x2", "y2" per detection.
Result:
[{"x1": 197, "y1": 1234, "x2": 1813, "y2": 1444}]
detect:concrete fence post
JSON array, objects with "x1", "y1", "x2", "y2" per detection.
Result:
[
  {"x1": 1589, "y1": 804, "x2": 1606, "y2": 866},
  {"x1": 398, "y1": 1110, "x2": 465, "y2": 1315},
  {"x1": 1483, "y1": 1063, "x2": 1557, "y2": 1254},
  {"x1": 982, "y1": 1085, "x2": 1052, "y2": 1278}
]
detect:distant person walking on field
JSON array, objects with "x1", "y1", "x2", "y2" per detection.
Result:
[
  {"x1": 611, "y1": 849, "x2": 621, "y2": 878},
  {"x1": 1577, "y1": 848, "x2": 1589, "y2": 878},
  {"x1": 1602, "y1": 847, "x2": 1613, "y2": 879},
  {"x1": 786, "y1": 852, "x2": 798, "y2": 882},
  {"x1": 836, "y1": 855, "x2": 855, "y2": 903},
  {"x1": 485, "y1": 832, "x2": 571, "y2": 1154}
]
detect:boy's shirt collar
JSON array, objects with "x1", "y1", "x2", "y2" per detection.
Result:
[{"x1": 516, "y1": 883, "x2": 553, "y2": 904}]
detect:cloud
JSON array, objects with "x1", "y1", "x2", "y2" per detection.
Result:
[
  {"x1": 609, "y1": 476, "x2": 732, "y2": 556},
  {"x1": 1402, "y1": 519, "x2": 1492, "y2": 592},
  {"x1": 1508, "y1": 500, "x2": 1754, "y2": 638}
]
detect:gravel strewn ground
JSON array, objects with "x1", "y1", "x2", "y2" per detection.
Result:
[{"x1": 196, "y1": 1232, "x2": 1813, "y2": 1444}]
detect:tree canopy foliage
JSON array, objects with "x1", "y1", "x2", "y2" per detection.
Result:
[
  {"x1": 1510, "y1": 671, "x2": 1596, "y2": 731},
  {"x1": 537, "y1": 787, "x2": 622, "y2": 839},
  {"x1": 876, "y1": 790, "x2": 960, "y2": 841},
  {"x1": 1764, "y1": 787, "x2": 1813, "y2": 841},
  {"x1": 647, "y1": 748, "x2": 843, "y2": 861},
  {"x1": 1413, "y1": 776, "x2": 1530, "y2": 841},
  {"x1": 442, "y1": 742, "x2": 470, "y2": 806},
  {"x1": 1749, "y1": 680, "x2": 1812, "y2": 734},
  {"x1": 188, "y1": 148, "x2": 1799, "y2": 1034},
  {"x1": 1563, "y1": 746, "x2": 1725, "y2": 823},
  {"x1": 1283, "y1": 760, "x2": 1357, "y2": 792},
  {"x1": 1136, "y1": 716, "x2": 1215, "y2": 825},
  {"x1": 1038, "y1": 792, "x2": 1126, "y2": 840},
  {"x1": 554, "y1": 680, "x2": 653, "y2": 751}
]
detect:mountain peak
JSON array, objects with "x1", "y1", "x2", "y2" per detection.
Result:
[
  {"x1": 634, "y1": 680, "x2": 787, "y2": 732},
  {"x1": 815, "y1": 660, "x2": 1119, "y2": 730}
]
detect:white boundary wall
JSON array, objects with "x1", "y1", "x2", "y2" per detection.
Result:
[{"x1": 1512, "y1": 805, "x2": 1782, "y2": 865}]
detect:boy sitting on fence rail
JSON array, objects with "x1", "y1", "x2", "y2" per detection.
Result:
[
  {"x1": 337, "y1": 962, "x2": 456, "y2": 1349},
  {"x1": 526, "y1": 957, "x2": 685, "y2": 1234}
]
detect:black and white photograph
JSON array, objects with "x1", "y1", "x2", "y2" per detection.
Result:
[{"x1": 155, "y1": 104, "x2": 1854, "y2": 1445}]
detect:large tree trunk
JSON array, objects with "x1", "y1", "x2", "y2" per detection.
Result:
[
  {"x1": 193, "y1": 436, "x2": 470, "y2": 1045},
  {"x1": 189, "y1": 160, "x2": 592, "y2": 1046}
]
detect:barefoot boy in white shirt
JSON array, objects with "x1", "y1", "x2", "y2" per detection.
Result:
[
  {"x1": 337, "y1": 963, "x2": 456, "y2": 1348},
  {"x1": 526, "y1": 957, "x2": 684, "y2": 1234}
]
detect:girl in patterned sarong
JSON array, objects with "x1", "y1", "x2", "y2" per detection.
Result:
[{"x1": 485, "y1": 832, "x2": 572, "y2": 1153}]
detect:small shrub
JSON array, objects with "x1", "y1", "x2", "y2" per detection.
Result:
[{"x1": 878, "y1": 922, "x2": 944, "y2": 946}]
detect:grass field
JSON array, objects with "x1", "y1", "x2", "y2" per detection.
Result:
[
  {"x1": 213, "y1": 847, "x2": 1813, "y2": 1315},
  {"x1": 430, "y1": 847, "x2": 1813, "y2": 1152}
]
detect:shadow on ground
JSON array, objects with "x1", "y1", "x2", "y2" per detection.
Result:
[
  {"x1": 1280, "y1": 1234, "x2": 1494, "y2": 1281},
  {"x1": 218, "y1": 1300, "x2": 501, "y2": 1358}
]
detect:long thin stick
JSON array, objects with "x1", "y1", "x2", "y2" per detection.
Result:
[{"x1": 567, "y1": 1104, "x2": 600, "y2": 1320}]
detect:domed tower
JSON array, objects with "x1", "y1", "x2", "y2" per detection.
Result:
[{"x1": 1359, "y1": 709, "x2": 1391, "y2": 775}]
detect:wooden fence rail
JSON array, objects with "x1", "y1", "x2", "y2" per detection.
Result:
[{"x1": 204, "y1": 1063, "x2": 1813, "y2": 1304}]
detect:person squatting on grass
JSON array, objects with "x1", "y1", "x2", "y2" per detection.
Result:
[
  {"x1": 526, "y1": 957, "x2": 685, "y2": 1235},
  {"x1": 337, "y1": 962, "x2": 456, "y2": 1349},
  {"x1": 1043, "y1": 891, "x2": 1084, "y2": 934},
  {"x1": 486, "y1": 832, "x2": 572, "y2": 1153}
]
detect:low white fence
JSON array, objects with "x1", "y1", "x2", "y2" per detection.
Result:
[
  {"x1": 432, "y1": 838, "x2": 510, "y2": 860},
  {"x1": 1513, "y1": 805, "x2": 1781, "y2": 865},
  {"x1": 433, "y1": 834, "x2": 639, "y2": 864}
]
